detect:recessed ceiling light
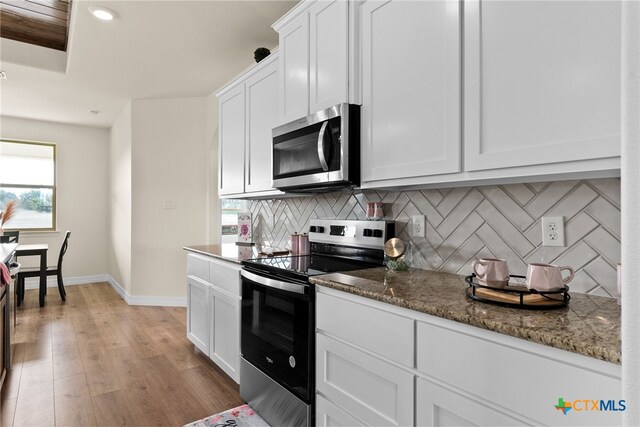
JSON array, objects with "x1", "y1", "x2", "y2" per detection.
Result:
[
  {"x1": 89, "y1": 6, "x2": 117, "y2": 21},
  {"x1": 0, "y1": 70, "x2": 7, "y2": 79}
]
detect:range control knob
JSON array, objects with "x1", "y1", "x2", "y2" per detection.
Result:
[
  {"x1": 309, "y1": 226, "x2": 317, "y2": 233},
  {"x1": 373, "y1": 229, "x2": 383, "y2": 238},
  {"x1": 316, "y1": 226, "x2": 325, "y2": 233},
  {"x1": 363, "y1": 228, "x2": 373, "y2": 237}
]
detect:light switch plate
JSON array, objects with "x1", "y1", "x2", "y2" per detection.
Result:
[
  {"x1": 412, "y1": 215, "x2": 426, "y2": 238},
  {"x1": 541, "y1": 216, "x2": 565, "y2": 247},
  {"x1": 163, "y1": 200, "x2": 176, "y2": 209}
]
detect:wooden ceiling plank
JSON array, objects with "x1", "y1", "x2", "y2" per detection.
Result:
[
  {"x1": 23, "y1": 0, "x2": 69, "y2": 13},
  {"x1": 1, "y1": 8, "x2": 68, "y2": 44},
  {"x1": 1, "y1": 0, "x2": 68, "y2": 20},
  {"x1": 1, "y1": 3, "x2": 68, "y2": 28}
]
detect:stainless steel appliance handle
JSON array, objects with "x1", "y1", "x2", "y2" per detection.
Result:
[
  {"x1": 317, "y1": 122, "x2": 329, "y2": 172},
  {"x1": 241, "y1": 269, "x2": 307, "y2": 294}
]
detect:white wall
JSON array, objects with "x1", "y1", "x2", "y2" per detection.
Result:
[
  {"x1": 206, "y1": 92, "x2": 221, "y2": 244},
  {"x1": 0, "y1": 116, "x2": 109, "y2": 278},
  {"x1": 108, "y1": 103, "x2": 132, "y2": 293},
  {"x1": 129, "y1": 97, "x2": 209, "y2": 299}
]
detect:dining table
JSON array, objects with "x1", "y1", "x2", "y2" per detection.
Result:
[{"x1": 15, "y1": 244, "x2": 48, "y2": 307}]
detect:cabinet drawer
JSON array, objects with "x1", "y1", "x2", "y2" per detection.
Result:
[
  {"x1": 209, "y1": 258, "x2": 241, "y2": 297},
  {"x1": 316, "y1": 334, "x2": 413, "y2": 427},
  {"x1": 316, "y1": 394, "x2": 364, "y2": 427},
  {"x1": 416, "y1": 321, "x2": 622, "y2": 426},
  {"x1": 316, "y1": 291, "x2": 414, "y2": 367},
  {"x1": 416, "y1": 376, "x2": 529, "y2": 426},
  {"x1": 187, "y1": 253, "x2": 210, "y2": 282}
]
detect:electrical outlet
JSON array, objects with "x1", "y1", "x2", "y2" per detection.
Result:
[
  {"x1": 412, "y1": 215, "x2": 426, "y2": 238},
  {"x1": 163, "y1": 200, "x2": 176, "y2": 209},
  {"x1": 541, "y1": 216, "x2": 565, "y2": 247}
]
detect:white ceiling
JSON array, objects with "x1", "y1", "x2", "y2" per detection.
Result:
[{"x1": 0, "y1": 0, "x2": 297, "y2": 128}]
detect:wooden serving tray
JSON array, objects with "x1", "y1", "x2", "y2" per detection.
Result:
[
  {"x1": 258, "y1": 247, "x2": 290, "y2": 257},
  {"x1": 474, "y1": 287, "x2": 566, "y2": 306},
  {"x1": 465, "y1": 274, "x2": 569, "y2": 310}
]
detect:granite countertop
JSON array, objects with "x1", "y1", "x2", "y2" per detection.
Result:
[
  {"x1": 184, "y1": 243, "x2": 291, "y2": 264},
  {"x1": 183, "y1": 244, "x2": 262, "y2": 264},
  {"x1": 310, "y1": 267, "x2": 621, "y2": 364}
]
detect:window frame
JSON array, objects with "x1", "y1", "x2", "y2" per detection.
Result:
[{"x1": 0, "y1": 139, "x2": 57, "y2": 232}]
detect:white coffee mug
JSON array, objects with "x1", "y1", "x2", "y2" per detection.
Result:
[
  {"x1": 525, "y1": 263, "x2": 574, "y2": 292},
  {"x1": 472, "y1": 258, "x2": 510, "y2": 288}
]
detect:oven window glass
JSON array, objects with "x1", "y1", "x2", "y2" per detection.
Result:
[{"x1": 252, "y1": 291, "x2": 295, "y2": 354}]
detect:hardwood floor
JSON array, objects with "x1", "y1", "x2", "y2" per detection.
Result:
[{"x1": 1, "y1": 283, "x2": 243, "y2": 427}]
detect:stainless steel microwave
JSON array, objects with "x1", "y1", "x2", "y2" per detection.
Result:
[{"x1": 272, "y1": 103, "x2": 360, "y2": 192}]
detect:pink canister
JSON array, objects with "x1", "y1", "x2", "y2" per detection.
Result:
[
  {"x1": 298, "y1": 233, "x2": 310, "y2": 255},
  {"x1": 290, "y1": 233, "x2": 299, "y2": 254}
]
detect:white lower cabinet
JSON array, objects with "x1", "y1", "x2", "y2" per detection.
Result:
[
  {"x1": 316, "y1": 334, "x2": 414, "y2": 427},
  {"x1": 186, "y1": 253, "x2": 241, "y2": 384},
  {"x1": 186, "y1": 276, "x2": 210, "y2": 354},
  {"x1": 316, "y1": 394, "x2": 365, "y2": 427},
  {"x1": 416, "y1": 377, "x2": 529, "y2": 427},
  {"x1": 209, "y1": 286, "x2": 241, "y2": 382},
  {"x1": 316, "y1": 286, "x2": 622, "y2": 427}
]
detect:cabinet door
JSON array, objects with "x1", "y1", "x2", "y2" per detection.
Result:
[
  {"x1": 279, "y1": 12, "x2": 310, "y2": 123},
  {"x1": 309, "y1": 0, "x2": 349, "y2": 112},
  {"x1": 316, "y1": 334, "x2": 413, "y2": 426},
  {"x1": 218, "y1": 84, "x2": 246, "y2": 195},
  {"x1": 316, "y1": 394, "x2": 365, "y2": 427},
  {"x1": 360, "y1": 0, "x2": 461, "y2": 184},
  {"x1": 464, "y1": 0, "x2": 621, "y2": 171},
  {"x1": 416, "y1": 377, "x2": 529, "y2": 427},
  {"x1": 210, "y1": 287, "x2": 241, "y2": 383},
  {"x1": 245, "y1": 58, "x2": 279, "y2": 193},
  {"x1": 186, "y1": 277, "x2": 210, "y2": 354}
]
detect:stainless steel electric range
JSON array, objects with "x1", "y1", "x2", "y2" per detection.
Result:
[{"x1": 239, "y1": 219, "x2": 394, "y2": 427}]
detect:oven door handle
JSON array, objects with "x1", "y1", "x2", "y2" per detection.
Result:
[
  {"x1": 241, "y1": 269, "x2": 307, "y2": 294},
  {"x1": 317, "y1": 121, "x2": 329, "y2": 171}
]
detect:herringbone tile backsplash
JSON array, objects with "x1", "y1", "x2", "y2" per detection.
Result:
[{"x1": 247, "y1": 178, "x2": 620, "y2": 297}]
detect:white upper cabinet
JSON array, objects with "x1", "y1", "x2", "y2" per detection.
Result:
[
  {"x1": 274, "y1": 0, "x2": 351, "y2": 124},
  {"x1": 464, "y1": 0, "x2": 621, "y2": 171},
  {"x1": 245, "y1": 57, "x2": 279, "y2": 193},
  {"x1": 359, "y1": 0, "x2": 461, "y2": 185},
  {"x1": 217, "y1": 52, "x2": 280, "y2": 197},
  {"x1": 218, "y1": 84, "x2": 246, "y2": 196},
  {"x1": 309, "y1": 0, "x2": 350, "y2": 113},
  {"x1": 278, "y1": 11, "x2": 309, "y2": 123}
]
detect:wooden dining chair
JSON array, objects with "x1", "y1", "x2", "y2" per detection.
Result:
[
  {"x1": 16, "y1": 231, "x2": 70, "y2": 306},
  {"x1": 0, "y1": 231, "x2": 19, "y2": 243}
]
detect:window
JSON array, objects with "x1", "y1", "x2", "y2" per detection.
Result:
[
  {"x1": 0, "y1": 140, "x2": 56, "y2": 231},
  {"x1": 221, "y1": 199, "x2": 247, "y2": 244}
]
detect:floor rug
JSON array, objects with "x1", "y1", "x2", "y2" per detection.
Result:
[{"x1": 184, "y1": 404, "x2": 270, "y2": 427}]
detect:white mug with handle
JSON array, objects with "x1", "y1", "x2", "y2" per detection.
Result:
[
  {"x1": 525, "y1": 263, "x2": 575, "y2": 292},
  {"x1": 472, "y1": 258, "x2": 510, "y2": 288}
]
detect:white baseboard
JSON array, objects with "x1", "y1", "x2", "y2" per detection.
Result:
[
  {"x1": 106, "y1": 275, "x2": 187, "y2": 307},
  {"x1": 22, "y1": 274, "x2": 186, "y2": 307},
  {"x1": 23, "y1": 275, "x2": 110, "y2": 289}
]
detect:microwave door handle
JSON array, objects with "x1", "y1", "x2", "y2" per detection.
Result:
[
  {"x1": 241, "y1": 269, "x2": 307, "y2": 294},
  {"x1": 317, "y1": 121, "x2": 329, "y2": 171}
]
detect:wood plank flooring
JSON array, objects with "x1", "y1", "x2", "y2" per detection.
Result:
[{"x1": 1, "y1": 283, "x2": 243, "y2": 427}]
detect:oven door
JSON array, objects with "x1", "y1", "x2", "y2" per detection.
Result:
[{"x1": 240, "y1": 269, "x2": 314, "y2": 403}]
